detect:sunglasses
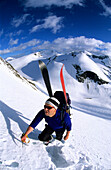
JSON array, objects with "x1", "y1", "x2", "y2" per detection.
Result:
[{"x1": 44, "y1": 105, "x2": 54, "y2": 110}]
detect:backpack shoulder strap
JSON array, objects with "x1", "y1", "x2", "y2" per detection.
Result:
[{"x1": 60, "y1": 108, "x2": 65, "y2": 126}]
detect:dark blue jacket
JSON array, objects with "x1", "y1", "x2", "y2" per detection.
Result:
[{"x1": 30, "y1": 109, "x2": 71, "y2": 131}]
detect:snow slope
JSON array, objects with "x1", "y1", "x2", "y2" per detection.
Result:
[{"x1": 0, "y1": 52, "x2": 111, "y2": 170}]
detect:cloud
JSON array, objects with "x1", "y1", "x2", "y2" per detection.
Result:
[
  {"x1": 35, "y1": 36, "x2": 104, "y2": 54},
  {"x1": 28, "y1": 37, "x2": 111, "y2": 59},
  {"x1": 9, "y1": 30, "x2": 23, "y2": 37},
  {"x1": 0, "y1": 29, "x2": 3, "y2": 37},
  {"x1": 30, "y1": 15, "x2": 64, "y2": 33},
  {"x1": 16, "y1": 30, "x2": 23, "y2": 36},
  {"x1": 0, "y1": 39, "x2": 40, "y2": 55},
  {"x1": 9, "y1": 38, "x2": 19, "y2": 46},
  {"x1": 11, "y1": 14, "x2": 30, "y2": 27},
  {"x1": 99, "y1": 0, "x2": 111, "y2": 16},
  {"x1": 1, "y1": 36, "x2": 111, "y2": 57},
  {"x1": 21, "y1": 0, "x2": 84, "y2": 8}
]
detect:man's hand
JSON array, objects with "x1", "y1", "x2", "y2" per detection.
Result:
[
  {"x1": 21, "y1": 126, "x2": 34, "y2": 143},
  {"x1": 64, "y1": 131, "x2": 70, "y2": 140},
  {"x1": 21, "y1": 134, "x2": 27, "y2": 143}
]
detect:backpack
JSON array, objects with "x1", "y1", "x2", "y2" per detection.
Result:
[{"x1": 54, "y1": 91, "x2": 71, "y2": 124}]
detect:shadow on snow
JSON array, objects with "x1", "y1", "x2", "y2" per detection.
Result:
[
  {"x1": 0, "y1": 100, "x2": 41, "y2": 144},
  {"x1": 72, "y1": 101, "x2": 111, "y2": 120}
]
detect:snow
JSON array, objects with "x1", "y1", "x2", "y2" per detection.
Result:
[
  {"x1": 76, "y1": 52, "x2": 110, "y2": 82},
  {"x1": 0, "y1": 52, "x2": 111, "y2": 170}
]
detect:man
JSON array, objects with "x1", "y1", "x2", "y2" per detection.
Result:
[{"x1": 21, "y1": 97, "x2": 71, "y2": 144}]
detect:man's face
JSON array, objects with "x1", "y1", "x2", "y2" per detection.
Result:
[{"x1": 44, "y1": 104, "x2": 56, "y2": 117}]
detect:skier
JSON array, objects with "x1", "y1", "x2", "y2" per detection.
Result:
[{"x1": 21, "y1": 97, "x2": 72, "y2": 144}]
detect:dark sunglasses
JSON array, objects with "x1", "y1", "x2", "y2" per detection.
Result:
[{"x1": 44, "y1": 105, "x2": 54, "y2": 110}]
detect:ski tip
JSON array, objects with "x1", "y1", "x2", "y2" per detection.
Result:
[
  {"x1": 38, "y1": 60, "x2": 42, "y2": 64},
  {"x1": 61, "y1": 64, "x2": 64, "y2": 70},
  {"x1": 38, "y1": 60, "x2": 46, "y2": 69},
  {"x1": 60, "y1": 64, "x2": 64, "y2": 75}
]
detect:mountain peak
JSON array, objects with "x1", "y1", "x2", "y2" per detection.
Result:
[{"x1": 0, "y1": 57, "x2": 37, "y2": 91}]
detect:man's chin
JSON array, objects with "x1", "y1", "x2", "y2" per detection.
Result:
[{"x1": 45, "y1": 112, "x2": 49, "y2": 116}]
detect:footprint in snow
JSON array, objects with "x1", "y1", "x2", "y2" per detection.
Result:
[
  {"x1": 0, "y1": 160, "x2": 19, "y2": 168},
  {"x1": 46, "y1": 145, "x2": 73, "y2": 168},
  {"x1": 76, "y1": 153, "x2": 93, "y2": 170}
]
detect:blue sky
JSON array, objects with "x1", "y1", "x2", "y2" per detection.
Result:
[{"x1": 1, "y1": 0, "x2": 111, "y2": 59}]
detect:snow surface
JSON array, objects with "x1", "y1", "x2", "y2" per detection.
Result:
[{"x1": 0, "y1": 52, "x2": 111, "y2": 170}]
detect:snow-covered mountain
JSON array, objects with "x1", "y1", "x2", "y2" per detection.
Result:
[
  {"x1": 0, "y1": 51, "x2": 111, "y2": 169},
  {"x1": 9, "y1": 50, "x2": 111, "y2": 104},
  {"x1": 0, "y1": 57, "x2": 37, "y2": 91}
]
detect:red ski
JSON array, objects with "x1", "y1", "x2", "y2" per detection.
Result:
[{"x1": 60, "y1": 64, "x2": 67, "y2": 104}]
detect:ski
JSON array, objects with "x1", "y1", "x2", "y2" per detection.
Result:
[
  {"x1": 38, "y1": 60, "x2": 53, "y2": 97},
  {"x1": 60, "y1": 64, "x2": 67, "y2": 104}
]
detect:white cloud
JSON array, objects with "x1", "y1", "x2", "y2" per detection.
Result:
[
  {"x1": 0, "y1": 48, "x2": 10, "y2": 54},
  {"x1": 9, "y1": 38, "x2": 19, "y2": 46},
  {"x1": 1, "y1": 36, "x2": 111, "y2": 57},
  {"x1": 0, "y1": 29, "x2": 3, "y2": 37},
  {"x1": 35, "y1": 36, "x2": 104, "y2": 54},
  {"x1": 0, "y1": 39, "x2": 40, "y2": 55},
  {"x1": 30, "y1": 25, "x2": 41, "y2": 33},
  {"x1": 16, "y1": 30, "x2": 23, "y2": 36},
  {"x1": 11, "y1": 14, "x2": 30, "y2": 27},
  {"x1": 6, "y1": 30, "x2": 23, "y2": 39},
  {"x1": 99, "y1": 0, "x2": 111, "y2": 16},
  {"x1": 22, "y1": 0, "x2": 84, "y2": 8},
  {"x1": 30, "y1": 15, "x2": 63, "y2": 33},
  {"x1": 28, "y1": 36, "x2": 111, "y2": 57}
]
